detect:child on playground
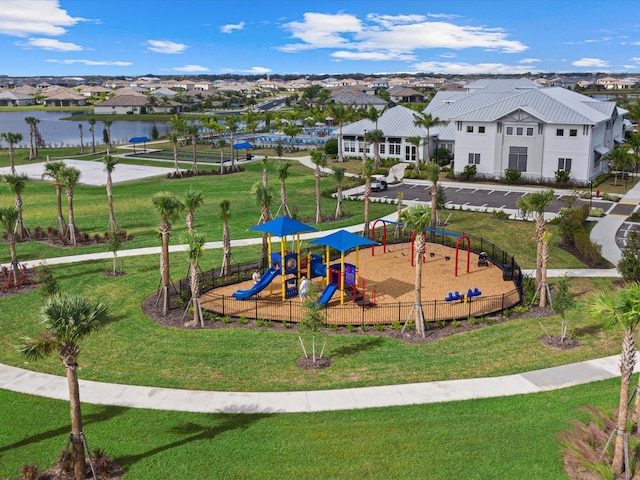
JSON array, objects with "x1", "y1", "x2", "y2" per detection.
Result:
[
  {"x1": 299, "y1": 276, "x2": 310, "y2": 300},
  {"x1": 252, "y1": 269, "x2": 261, "y2": 298}
]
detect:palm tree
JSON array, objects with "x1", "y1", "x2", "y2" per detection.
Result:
[
  {"x1": 18, "y1": 293, "x2": 112, "y2": 480},
  {"x1": 3, "y1": 173, "x2": 30, "y2": 240},
  {"x1": 0, "y1": 206, "x2": 20, "y2": 286},
  {"x1": 425, "y1": 162, "x2": 441, "y2": 230},
  {"x1": 589, "y1": 284, "x2": 640, "y2": 476},
  {"x1": 24, "y1": 116, "x2": 40, "y2": 160},
  {"x1": 78, "y1": 123, "x2": 84, "y2": 154},
  {"x1": 186, "y1": 123, "x2": 199, "y2": 174},
  {"x1": 168, "y1": 132, "x2": 182, "y2": 177},
  {"x1": 261, "y1": 155, "x2": 270, "y2": 187},
  {"x1": 394, "y1": 192, "x2": 404, "y2": 239},
  {"x1": 103, "y1": 155, "x2": 119, "y2": 232},
  {"x1": 310, "y1": 149, "x2": 326, "y2": 223},
  {"x1": 333, "y1": 166, "x2": 346, "y2": 220},
  {"x1": 151, "y1": 192, "x2": 184, "y2": 315},
  {"x1": 102, "y1": 119, "x2": 113, "y2": 150},
  {"x1": 399, "y1": 203, "x2": 432, "y2": 337},
  {"x1": 251, "y1": 182, "x2": 273, "y2": 267},
  {"x1": 609, "y1": 147, "x2": 632, "y2": 186},
  {"x1": 406, "y1": 136, "x2": 422, "y2": 174},
  {"x1": 365, "y1": 128, "x2": 384, "y2": 170},
  {"x1": 184, "y1": 187, "x2": 204, "y2": 233},
  {"x1": 329, "y1": 101, "x2": 351, "y2": 162},
  {"x1": 277, "y1": 160, "x2": 292, "y2": 217},
  {"x1": 225, "y1": 116, "x2": 239, "y2": 172},
  {"x1": 42, "y1": 160, "x2": 68, "y2": 236},
  {"x1": 217, "y1": 139, "x2": 228, "y2": 174},
  {"x1": 363, "y1": 158, "x2": 374, "y2": 237},
  {"x1": 626, "y1": 99, "x2": 640, "y2": 127},
  {"x1": 87, "y1": 117, "x2": 96, "y2": 153},
  {"x1": 0, "y1": 131, "x2": 23, "y2": 175},
  {"x1": 220, "y1": 199, "x2": 232, "y2": 276},
  {"x1": 413, "y1": 112, "x2": 447, "y2": 165},
  {"x1": 516, "y1": 189, "x2": 554, "y2": 286},
  {"x1": 539, "y1": 231, "x2": 552, "y2": 308},
  {"x1": 185, "y1": 232, "x2": 205, "y2": 326},
  {"x1": 60, "y1": 165, "x2": 81, "y2": 245}
]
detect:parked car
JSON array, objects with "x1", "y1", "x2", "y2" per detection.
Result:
[{"x1": 371, "y1": 174, "x2": 388, "y2": 192}]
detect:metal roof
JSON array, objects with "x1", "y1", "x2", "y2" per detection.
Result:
[{"x1": 342, "y1": 105, "x2": 428, "y2": 137}]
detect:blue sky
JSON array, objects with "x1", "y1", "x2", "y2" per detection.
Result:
[{"x1": 2, "y1": 0, "x2": 640, "y2": 77}]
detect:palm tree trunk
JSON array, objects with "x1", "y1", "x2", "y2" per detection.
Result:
[
  {"x1": 55, "y1": 185, "x2": 67, "y2": 236},
  {"x1": 161, "y1": 226, "x2": 171, "y2": 315},
  {"x1": 9, "y1": 146, "x2": 15, "y2": 175},
  {"x1": 338, "y1": 123, "x2": 344, "y2": 162},
  {"x1": 539, "y1": 237, "x2": 550, "y2": 308},
  {"x1": 186, "y1": 211, "x2": 195, "y2": 233},
  {"x1": 9, "y1": 235, "x2": 18, "y2": 286},
  {"x1": 191, "y1": 135, "x2": 199, "y2": 174},
  {"x1": 613, "y1": 332, "x2": 635, "y2": 475},
  {"x1": 335, "y1": 185, "x2": 343, "y2": 220},
  {"x1": 67, "y1": 190, "x2": 77, "y2": 245},
  {"x1": 15, "y1": 193, "x2": 27, "y2": 240},
  {"x1": 535, "y1": 215, "x2": 545, "y2": 285},
  {"x1": 430, "y1": 185, "x2": 438, "y2": 229},
  {"x1": 222, "y1": 224, "x2": 231, "y2": 276},
  {"x1": 190, "y1": 262, "x2": 200, "y2": 325},
  {"x1": 414, "y1": 233, "x2": 426, "y2": 337},
  {"x1": 106, "y1": 175, "x2": 117, "y2": 232},
  {"x1": 281, "y1": 182, "x2": 290, "y2": 217},
  {"x1": 66, "y1": 364, "x2": 88, "y2": 480},
  {"x1": 364, "y1": 180, "x2": 371, "y2": 237},
  {"x1": 315, "y1": 168, "x2": 322, "y2": 223},
  {"x1": 173, "y1": 144, "x2": 181, "y2": 176}
]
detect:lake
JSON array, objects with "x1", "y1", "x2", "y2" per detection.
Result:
[{"x1": 0, "y1": 110, "x2": 171, "y2": 148}]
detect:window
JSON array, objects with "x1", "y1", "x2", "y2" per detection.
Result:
[
  {"x1": 497, "y1": 122, "x2": 502, "y2": 133},
  {"x1": 478, "y1": 126, "x2": 486, "y2": 134},
  {"x1": 556, "y1": 129, "x2": 564, "y2": 136},
  {"x1": 466, "y1": 125, "x2": 474, "y2": 133},
  {"x1": 468, "y1": 153, "x2": 480, "y2": 165},
  {"x1": 526, "y1": 127, "x2": 534, "y2": 136},
  {"x1": 379, "y1": 144, "x2": 386, "y2": 155},
  {"x1": 506, "y1": 126, "x2": 514, "y2": 135},
  {"x1": 405, "y1": 145, "x2": 416, "y2": 162},
  {"x1": 516, "y1": 127, "x2": 524, "y2": 136},
  {"x1": 388, "y1": 138, "x2": 401, "y2": 156},
  {"x1": 558, "y1": 158, "x2": 572, "y2": 171},
  {"x1": 508, "y1": 146, "x2": 528, "y2": 171},
  {"x1": 569, "y1": 129, "x2": 577, "y2": 137},
  {"x1": 344, "y1": 140, "x2": 356, "y2": 153}
]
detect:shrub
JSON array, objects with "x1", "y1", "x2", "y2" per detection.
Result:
[
  {"x1": 451, "y1": 320, "x2": 460, "y2": 328},
  {"x1": 461, "y1": 164, "x2": 477, "y2": 181},
  {"x1": 588, "y1": 207, "x2": 604, "y2": 217},
  {"x1": 467, "y1": 317, "x2": 476, "y2": 325},
  {"x1": 238, "y1": 316, "x2": 248, "y2": 324},
  {"x1": 554, "y1": 169, "x2": 571, "y2": 184},
  {"x1": 504, "y1": 168, "x2": 521, "y2": 184},
  {"x1": 374, "y1": 324, "x2": 385, "y2": 332},
  {"x1": 493, "y1": 209, "x2": 509, "y2": 220},
  {"x1": 35, "y1": 263, "x2": 59, "y2": 298},
  {"x1": 390, "y1": 320, "x2": 402, "y2": 330},
  {"x1": 618, "y1": 231, "x2": 640, "y2": 281},
  {"x1": 573, "y1": 229, "x2": 602, "y2": 263},
  {"x1": 324, "y1": 138, "x2": 338, "y2": 156},
  {"x1": 346, "y1": 324, "x2": 355, "y2": 332}
]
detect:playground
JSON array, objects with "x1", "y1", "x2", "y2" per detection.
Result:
[{"x1": 200, "y1": 218, "x2": 520, "y2": 325}]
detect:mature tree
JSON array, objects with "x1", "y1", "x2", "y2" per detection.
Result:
[
  {"x1": 282, "y1": 122, "x2": 302, "y2": 149},
  {"x1": 18, "y1": 294, "x2": 112, "y2": 480},
  {"x1": 152, "y1": 192, "x2": 184, "y2": 315},
  {"x1": 517, "y1": 189, "x2": 554, "y2": 285},
  {"x1": 3, "y1": 173, "x2": 30, "y2": 240},
  {"x1": 609, "y1": 146, "x2": 632, "y2": 186},
  {"x1": 277, "y1": 159, "x2": 292, "y2": 217},
  {"x1": 185, "y1": 232, "x2": 205, "y2": 326},
  {"x1": 406, "y1": 136, "x2": 422, "y2": 174},
  {"x1": 0, "y1": 131, "x2": 23, "y2": 175},
  {"x1": 168, "y1": 132, "x2": 182, "y2": 177},
  {"x1": 77, "y1": 123, "x2": 84, "y2": 154},
  {"x1": 413, "y1": 112, "x2": 447, "y2": 165},
  {"x1": 424, "y1": 162, "x2": 441, "y2": 230},
  {"x1": 184, "y1": 187, "x2": 204, "y2": 233},
  {"x1": 251, "y1": 181, "x2": 273, "y2": 266},
  {"x1": 220, "y1": 199, "x2": 232, "y2": 276},
  {"x1": 24, "y1": 116, "x2": 40, "y2": 160},
  {"x1": 333, "y1": 166, "x2": 346, "y2": 220},
  {"x1": 103, "y1": 155, "x2": 119, "y2": 232},
  {"x1": 87, "y1": 117, "x2": 96, "y2": 153},
  {"x1": 626, "y1": 99, "x2": 640, "y2": 126},
  {"x1": 365, "y1": 128, "x2": 384, "y2": 170},
  {"x1": 589, "y1": 284, "x2": 640, "y2": 476},
  {"x1": 60, "y1": 165, "x2": 81, "y2": 245},
  {"x1": 186, "y1": 123, "x2": 199, "y2": 174},
  {"x1": 102, "y1": 119, "x2": 113, "y2": 150},
  {"x1": 42, "y1": 160, "x2": 68, "y2": 236},
  {"x1": 0, "y1": 206, "x2": 20, "y2": 286},
  {"x1": 399, "y1": 203, "x2": 432, "y2": 337},
  {"x1": 310, "y1": 149, "x2": 327, "y2": 223},
  {"x1": 366, "y1": 104, "x2": 383, "y2": 129},
  {"x1": 363, "y1": 158, "x2": 374, "y2": 238}
]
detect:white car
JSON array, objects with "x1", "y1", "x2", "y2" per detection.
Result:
[{"x1": 371, "y1": 174, "x2": 388, "y2": 192}]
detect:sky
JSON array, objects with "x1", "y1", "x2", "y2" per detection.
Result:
[{"x1": 2, "y1": 0, "x2": 640, "y2": 78}]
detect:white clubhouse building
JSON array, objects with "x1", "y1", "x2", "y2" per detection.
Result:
[{"x1": 340, "y1": 79, "x2": 627, "y2": 184}]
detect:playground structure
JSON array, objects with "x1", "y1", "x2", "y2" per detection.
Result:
[{"x1": 199, "y1": 219, "x2": 522, "y2": 326}]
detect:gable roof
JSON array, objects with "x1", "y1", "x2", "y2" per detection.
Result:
[
  {"x1": 342, "y1": 105, "x2": 428, "y2": 137},
  {"x1": 95, "y1": 95, "x2": 148, "y2": 107}
]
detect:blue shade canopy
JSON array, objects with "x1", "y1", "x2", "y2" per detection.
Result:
[
  {"x1": 250, "y1": 216, "x2": 317, "y2": 236},
  {"x1": 128, "y1": 136, "x2": 150, "y2": 143},
  {"x1": 309, "y1": 229, "x2": 378, "y2": 253},
  {"x1": 233, "y1": 141, "x2": 254, "y2": 150}
]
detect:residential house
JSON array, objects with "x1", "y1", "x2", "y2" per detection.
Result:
[
  {"x1": 331, "y1": 93, "x2": 389, "y2": 112},
  {"x1": 94, "y1": 94, "x2": 183, "y2": 114},
  {"x1": 42, "y1": 89, "x2": 87, "y2": 106},
  {"x1": 423, "y1": 79, "x2": 627, "y2": 184},
  {"x1": 388, "y1": 86, "x2": 426, "y2": 104},
  {"x1": 0, "y1": 91, "x2": 34, "y2": 106}
]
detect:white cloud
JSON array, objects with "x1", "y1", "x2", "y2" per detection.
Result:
[
  {"x1": 220, "y1": 22, "x2": 245, "y2": 34},
  {"x1": 146, "y1": 40, "x2": 188, "y2": 54},
  {"x1": 412, "y1": 61, "x2": 538, "y2": 75},
  {"x1": 46, "y1": 59, "x2": 132, "y2": 66},
  {"x1": 0, "y1": 0, "x2": 86, "y2": 37},
  {"x1": 279, "y1": 13, "x2": 362, "y2": 52},
  {"x1": 173, "y1": 64, "x2": 209, "y2": 72},
  {"x1": 572, "y1": 57, "x2": 610, "y2": 68},
  {"x1": 221, "y1": 66, "x2": 272, "y2": 74},
  {"x1": 519, "y1": 58, "x2": 541, "y2": 64},
  {"x1": 631, "y1": 57, "x2": 640, "y2": 62},
  {"x1": 19, "y1": 37, "x2": 82, "y2": 51},
  {"x1": 331, "y1": 50, "x2": 415, "y2": 61}
]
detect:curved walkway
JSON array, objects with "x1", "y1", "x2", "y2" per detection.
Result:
[{"x1": 0, "y1": 155, "x2": 632, "y2": 413}]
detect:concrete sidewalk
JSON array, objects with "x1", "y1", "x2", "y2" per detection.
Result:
[{"x1": 0, "y1": 354, "x2": 628, "y2": 413}]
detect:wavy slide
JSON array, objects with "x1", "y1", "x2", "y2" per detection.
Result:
[{"x1": 232, "y1": 268, "x2": 279, "y2": 300}]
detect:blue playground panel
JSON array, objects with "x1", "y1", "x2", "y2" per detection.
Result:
[{"x1": 445, "y1": 288, "x2": 481, "y2": 302}]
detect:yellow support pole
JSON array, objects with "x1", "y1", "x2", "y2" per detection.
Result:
[
  {"x1": 340, "y1": 252, "x2": 345, "y2": 305},
  {"x1": 325, "y1": 246, "x2": 330, "y2": 287}
]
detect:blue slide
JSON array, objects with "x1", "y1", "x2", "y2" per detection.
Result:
[
  {"x1": 317, "y1": 283, "x2": 338, "y2": 306},
  {"x1": 232, "y1": 268, "x2": 279, "y2": 300}
]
